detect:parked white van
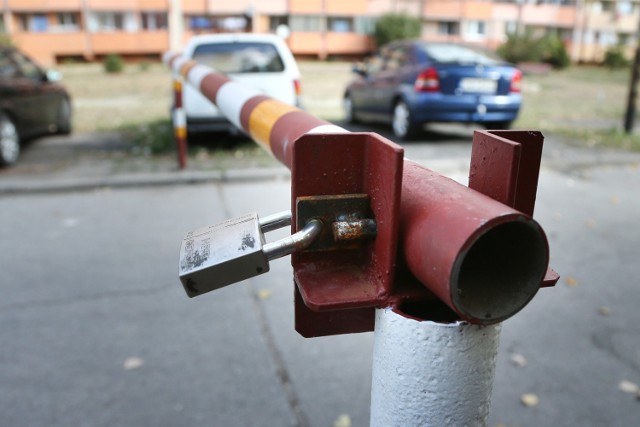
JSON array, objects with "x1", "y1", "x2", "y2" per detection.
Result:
[{"x1": 180, "y1": 33, "x2": 302, "y2": 135}]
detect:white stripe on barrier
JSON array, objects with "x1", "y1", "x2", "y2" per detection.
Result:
[
  {"x1": 216, "y1": 82, "x2": 263, "y2": 130},
  {"x1": 306, "y1": 124, "x2": 349, "y2": 134},
  {"x1": 172, "y1": 57, "x2": 189, "y2": 76},
  {"x1": 187, "y1": 64, "x2": 213, "y2": 93},
  {"x1": 172, "y1": 108, "x2": 186, "y2": 128},
  {"x1": 162, "y1": 51, "x2": 177, "y2": 65}
]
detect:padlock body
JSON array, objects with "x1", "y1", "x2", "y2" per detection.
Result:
[{"x1": 179, "y1": 213, "x2": 269, "y2": 297}]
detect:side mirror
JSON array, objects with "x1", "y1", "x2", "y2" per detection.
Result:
[{"x1": 352, "y1": 62, "x2": 368, "y2": 77}]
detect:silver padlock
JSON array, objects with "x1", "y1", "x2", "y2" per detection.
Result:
[{"x1": 178, "y1": 211, "x2": 322, "y2": 298}]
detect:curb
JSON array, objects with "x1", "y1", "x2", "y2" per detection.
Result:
[{"x1": 0, "y1": 166, "x2": 291, "y2": 196}]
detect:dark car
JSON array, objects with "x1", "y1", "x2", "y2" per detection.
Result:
[
  {"x1": 343, "y1": 41, "x2": 522, "y2": 140},
  {"x1": 0, "y1": 46, "x2": 71, "y2": 166}
]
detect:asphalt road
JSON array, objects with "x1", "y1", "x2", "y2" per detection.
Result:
[{"x1": 1, "y1": 128, "x2": 639, "y2": 426}]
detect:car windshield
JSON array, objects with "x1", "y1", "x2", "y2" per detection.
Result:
[
  {"x1": 193, "y1": 42, "x2": 285, "y2": 73},
  {"x1": 420, "y1": 44, "x2": 502, "y2": 66}
]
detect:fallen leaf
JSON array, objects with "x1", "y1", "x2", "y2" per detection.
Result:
[
  {"x1": 520, "y1": 393, "x2": 539, "y2": 407},
  {"x1": 510, "y1": 353, "x2": 528, "y2": 368},
  {"x1": 618, "y1": 380, "x2": 639, "y2": 394},
  {"x1": 585, "y1": 219, "x2": 597, "y2": 229},
  {"x1": 123, "y1": 357, "x2": 144, "y2": 371},
  {"x1": 565, "y1": 277, "x2": 578, "y2": 287},
  {"x1": 610, "y1": 196, "x2": 620, "y2": 205},
  {"x1": 333, "y1": 414, "x2": 352, "y2": 427},
  {"x1": 598, "y1": 306, "x2": 611, "y2": 316},
  {"x1": 257, "y1": 289, "x2": 272, "y2": 300}
]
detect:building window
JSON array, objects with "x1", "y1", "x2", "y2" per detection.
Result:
[
  {"x1": 17, "y1": 14, "x2": 49, "y2": 32},
  {"x1": 289, "y1": 15, "x2": 323, "y2": 32},
  {"x1": 438, "y1": 21, "x2": 459, "y2": 36},
  {"x1": 354, "y1": 16, "x2": 376, "y2": 34},
  {"x1": 54, "y1": 13, "x2": 80, "y2": 32},
  {"x1": 89, "y1": 12, "x2": 124, "y2": 32},
  {"x1": 88, "y1": 12, "x2": 138, "y2": 32},
  {"x1": 189, "y1": 16, "x2": 212, "y2": 31},
  {"x1": 141, "y1": 12, "x2": 168, "y2": 30},
  {"x1": 465, "y1": 20, "x2": 486, "y2": 40},
  {"x1": 269, "y1": 16, "x2": 288, "y2": 32},
  {"x1": 328, "y1": 17, "x2": 354, "y2": 33}
]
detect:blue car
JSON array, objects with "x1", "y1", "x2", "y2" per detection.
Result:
[{"x1": 343, "y1": 40, "x2": 522, "y2": 140}]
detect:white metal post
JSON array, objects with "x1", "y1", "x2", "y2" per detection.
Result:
[{"x1": 370, "y1": 308, "x2": 501, "y2": 427}]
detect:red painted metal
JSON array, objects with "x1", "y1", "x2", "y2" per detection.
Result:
[
  {"x1": 469, "y1": 130, "x2": 559, "y2": 287},
  {"x1": 291, "y1": 132, "x2": 404, "y2": 337},
  {"x1": 164, "y1": 53, "x2": 557, "y2": 335},
  {"x1": 399, "y1": 160, "x2": 549, "y2": 323}
]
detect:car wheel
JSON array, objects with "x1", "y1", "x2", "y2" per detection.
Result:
[
  {"x1": 392, "y1": 101, "x2": 419, "y2": 140},
  {"x1": 343, "y1": 94, "x2": 358, "y2": 124},
  {"x1": 0, "y1": 113, "x2": 20, "y2": 167},
  {"x1": 484, "y1": 121, "x2": 513, "y2": 130},
  {"x1": 57, "y1": 97, "x2": 72, "y2": 135}
]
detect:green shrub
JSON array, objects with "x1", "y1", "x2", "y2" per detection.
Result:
[
  {"x1": 498, "y1": 31, "x2": 570, "y2": 69},
  {"x1": 603, "y1": 45, "x2": 630, "y2": 69},
  {"x1": 539, "y1": 35, "x2": 571, "y2": 69},
  {"x1": 0, "y1": 35, "x2": 12, "y2": 47},
  {"x1": 374, "y1": 13, "x2": 421, "y2": 47},
  {"x1": 103, "y1": 54, "x2": 124, "y2": 74},
  {"x1": 121, "y1": 119, "x2": 174, "y2": 155}
]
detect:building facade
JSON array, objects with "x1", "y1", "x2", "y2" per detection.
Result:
[{"x1": 0, "y1": 0, "x2": 638, "y2": 66}]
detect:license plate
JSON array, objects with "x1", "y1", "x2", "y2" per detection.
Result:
[{"x1": 460, "y1": 78, "x2": 497, "y2": 94}]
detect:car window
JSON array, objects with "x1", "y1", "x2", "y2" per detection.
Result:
[
  {"x1": 420, "y1": 44, "x2": 502, "y2": 66},
  {"x1": 383, "y1": 46, "x2": 410, "y2": 71},
  {"x1": 9, "y1": 50, "x2": 42, "y2": 80},
  {"x1": 0, "y1": 51, "x2": 19, "y2": 79},
  {"x1": 193, "y1": 42, "x2": 285, "y2": 73}
]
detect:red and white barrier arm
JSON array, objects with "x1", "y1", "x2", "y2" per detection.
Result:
[{"x1": 163, "y1": 52, "x2": 346, "y2": 168}]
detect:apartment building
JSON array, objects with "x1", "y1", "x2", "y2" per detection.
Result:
[{"x1": 0, "y1": 0, "x2": 638, "y2": 66}]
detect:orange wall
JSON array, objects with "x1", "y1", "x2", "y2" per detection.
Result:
[
  {"x1": 289, "y1": 0, "x2": 323, "y2": 14},
  {"x1": 7, "y1": 0, "x2": 81, "y2": 10},
  {"x1": 326, "y1": 0, "x2": 367, "y2": 15},
  {"x1": 182, "y1": 0, "x2": 207, "y2": 14},
  {"x1": 464, "y1": 1, "x2": 493, "y2": 20},
  {"x1": 522, "y1": 4, "x2": 576, "y2": 27},
  {"x1": 424, "y1": 0, "x2": 464, "y2": 19},
  {"x1": 13, "y1": 32, "x2": 87, "y2": 65},
  {"x1": 90, "y1": 31, "x2": 168, "y2": 54},
  {"x1": 326, "y1": 32, "x2": 373, "y2": 54},
  {"x1": 288, "y1": 31, "x2": 373, "y2": 57},
  {"x1": 288, "y1": 32, "x2": 323, "y2": 55},
  {"x1": 281, "y1": 0, "x2": 369, "y2": 16}
]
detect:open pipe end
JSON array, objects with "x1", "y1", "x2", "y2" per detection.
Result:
[{"x1": 451, "y1": 218, "x2": 549, "y2": 324}]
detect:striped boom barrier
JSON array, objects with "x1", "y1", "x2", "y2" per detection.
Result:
[
  {"x1": 163, "y1": 51, "x2": 346, "y2": 169},
  {"x1": 172, "y1": 76, "x2": 187, "y2": 169},
  {"x1": 162, "y1": 51, "x2": 555, "y2": 327}
]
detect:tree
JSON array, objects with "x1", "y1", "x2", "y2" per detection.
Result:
[{"x1": 374, "y1": 13, "x2": 421, "y2": 47}]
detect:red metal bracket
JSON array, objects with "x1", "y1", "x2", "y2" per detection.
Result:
[
  {"x1": 469, "y1": 130, "x2": 559, "y2": 287},
  {"x1": 291, "y1": 133, "x2": 404, "y2": 337}
]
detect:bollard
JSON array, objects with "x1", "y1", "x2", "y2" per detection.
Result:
[{"x1": 370, "y1": 308, "x2": 501, "y2": 426}]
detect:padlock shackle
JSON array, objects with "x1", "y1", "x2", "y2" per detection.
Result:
[
  {"x1": 259, "y1": 210, "x2": 292, "y2": 233},
  {"x1": 264, "y1": 219, "x2": 323, "y2": 261}
]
